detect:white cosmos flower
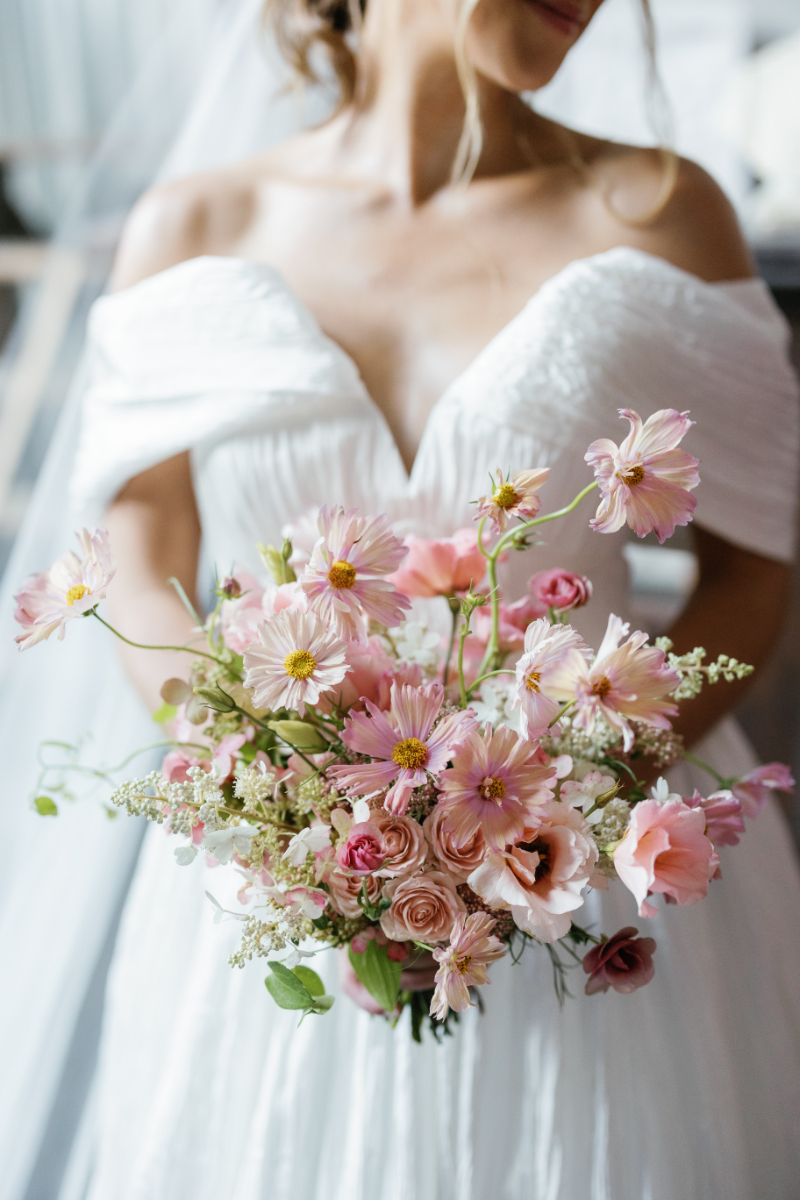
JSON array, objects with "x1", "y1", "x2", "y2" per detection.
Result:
[
  {"x1": 243, "y1": 608, "x2": 348, "y2": 716},
  {"x1": 202, "y1": 824, "x2": 260, "y2": 865},
  {"x1": 282, "y1": 824, "x2": 333, "y2": 867}
]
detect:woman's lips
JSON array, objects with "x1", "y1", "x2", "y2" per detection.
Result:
[{"x1": 528, "y1": 0, "x2": 584, "y2": 37}]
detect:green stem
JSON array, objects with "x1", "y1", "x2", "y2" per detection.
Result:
[
  {"x1": 469, "y1": 668, "x2": 516, "y2": 695},
  {"x1": 549, "y1": 699, "x2": 576, "y2": 729},
  {"x1": 493, "y1": 480, "x2": 600, "y2": 558},
  {"x1": 442, "y1": 599, "x2": 460, "y2": 689},
  {"x1": 457, "y1": 614, "x2": 474, "y2": 709},
  {"x1": 92, "y1": 612, "x2": 223, "y2": 664},
  {"x1": 683, "y1": 750, "x2": 727, "y2": 786}
]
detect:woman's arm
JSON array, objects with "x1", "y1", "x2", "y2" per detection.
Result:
[
  {"x1": 104, "y1": 452, "x2": 203, "y2": 713},
  {"x1": 662, "y1": 527, "x2": 791, "y2": 755}
]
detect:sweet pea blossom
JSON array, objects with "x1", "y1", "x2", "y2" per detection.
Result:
[
  {"x1": 475, "y1": 467, "x2": 550, "y2": 534},
  {"x1": 468, "y1": 802, "x2": 598, "y2": 942},
  {"x1": 613, "y1": 799, "x2": 718, "y2": 917},
  {"x1": 586, "y1": 408, "x2": 700, "y2": 544},
  {"x1": 243, "y1": 608, "x2": 348, "y2": 716},
  {"x1": 564, "y1": 614, "x2": 680, "y2": 752},
  {"x1": 437, "y1": 724, "x2": 557, "y2": 851},
  {"x1": 332, "y1": 681, "x2": 475, "y2": 815},
  {"x1": 302, "y1": 505, "x2": 409, "y2": 639},
  {"x1": 582, "y1": 927, "x2": 656, "y2": 996},
  {"x1": 388, "y1": 528, "x2": 486, "y2": 598},
  {"x1": 14, "y1": 528, "x2": 116, "y2": 649},
  {"x1": 684, "y1": 790, "x2": 745, "y2": 847},
  {"x1": 529, "y1": 568, "x2": 592, "y2": 612},
  {"x1": 732, "y1": 763, "x2": 795, "y2": 819},
  {"x1": 320, "y1": 636, "x2": 423, "y2": 713},
  {"x1": 513, "y1": 618, "x2": 592, "y2": 740},
  {"x1": 430, "y1": 912, "x2": 506, "y2": 1019}
]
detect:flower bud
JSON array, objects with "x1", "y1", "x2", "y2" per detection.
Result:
[
  {"x1": 257, "y1": 542, "x2": 297, "y2": 586},
  {"x1": 268, "y1": 720, "x2": 330, "y2": 752},
  {"x1": 193, "y1": 685, "x2": 236, "y2": 713}
]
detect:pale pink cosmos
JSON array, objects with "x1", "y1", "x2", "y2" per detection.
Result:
[
  {"x1": 242, "y1": 608, "x2": 348, "y2": 716},
  {"x1": 530, "y1": 568, "x2": 592, "y2": 612},
  {"x1": 684, "y1": 789, "x2": 745, "y2": 847},
  {"x1": 14, "y1": 528, "x2": 116, "y2": 649},
  {"x1": 470, "y1": 594, "x2": 547, "y2": 651},
  {"x1": 613, "y1": 798, "x2": 718, "y2": 918},
  {"x1": 380, "y1": 870, "x2": 465, "y2": 943},
  {"x1": 387, "y1": 528, "x2": 486, "y2": 598},
  {"x1": 430, "y1": 912, "x2": 506, "y2": 1019},
  {"x1": 331, "y1": 681, "x2": 475, "y2": 815},
  {"x1": 301, "y1": 505, "x2": 409, "y2": 639},
  {"x1": 513, "y1": 618, "x2": 591, "y2": 740},
  {"x1": 336, "y1": 822, "x2": 388, "y2": 875},
  {"x1": 732, "y1": 763, "x2": 795, "y2": 819},
  {"x1": 565, "y1": 614, "x2": 680, "y2": 752},
  {"x1": 474, "y1": 467, "x2": 550, "y2": 534},
  {"x1": 582, "y1": 927, "x2": 656, "y2": 996},
  {"x1": 468, "y1": 802, "x2": 598, "y2": 942},
  {"x1": 437, "y1": 724, "x2": 557, "y2": 851},
  {"x1": 586, "y1": 408, "x2": 700, "y2": 544}
]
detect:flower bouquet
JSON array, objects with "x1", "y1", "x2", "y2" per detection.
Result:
[{"x1": 15, "y1": 409, "x2": 794, "y2": 1038}]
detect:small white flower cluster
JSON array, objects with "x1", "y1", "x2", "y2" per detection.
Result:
[
  {"x1": 233, "y1": 759, "x2": 279, "y2": 816},
  {"x1": 591, "y1": 798, "x2": 632, "y2": 847},
  {"x1": 386, "y1": 621, "x2": 441, "y2": 671}
]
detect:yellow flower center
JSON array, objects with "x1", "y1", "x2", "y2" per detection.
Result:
[
  {"x1": 456, "y1": 955, "x2": 473, "y2": 975},
  {"x1": 284, "y1": 649, "x2": 317, "y2": 680},
  {"x1": 65, "y1": 584, "x2": 88, "y2": 606},
  {"x1": 619, "y1": 464, "x2": 645, "y2": 487},
  {"x1": 391, "y1": 737, "x2": 429, "y2": 771},
  {"x1": 327, "y1": 559, "x2": 357, "y2": 590},
  {"x1": 591, "y1": 675, "x2": 612, "y2": 699},
  {"x1": 479, "y1": 776, "x2": 506, "y2": 802},
  {"x1": 525, "y1": 669, "x2": 542, "y2": 693},
  {"x1": 493, "y1": 482, "x2": 520, "y2": 510}
]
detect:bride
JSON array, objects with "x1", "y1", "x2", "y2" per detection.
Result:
[{"x1": 7, "y1": 0, "x2": 800, "y2": 1197}]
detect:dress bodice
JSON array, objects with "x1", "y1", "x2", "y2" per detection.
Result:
[{"x1": 72, "y1": 248, "x2": 800, "y2": 644}]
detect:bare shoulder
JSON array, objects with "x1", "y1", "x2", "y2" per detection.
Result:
[{"x1": 582, "y1": 140, "x2": 754, "y2": 284}]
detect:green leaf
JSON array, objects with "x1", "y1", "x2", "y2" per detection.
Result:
[
  {"x1": 152, "y1": 702, "x2": 177, "y2": 724},
  {"x1": 348, "y1": 939, "x2": 402, "y2": 1014},
  {"x1": 34, "y1": 796, "x2": 58, "y2": 816},
  {"x1": 265, "y1": 961, "x2": 315, "y2": 1010},
  {"x1": 291, "y1": 965, "x2": 326, "y2": 997},
  {"x1": 311, "y1": 993, "x2": 335, "y2": 1013}
]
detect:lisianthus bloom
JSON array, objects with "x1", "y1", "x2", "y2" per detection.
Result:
[
  {"x1": 530, "y1": 568, "x2": 592, "y2": 612},
  {"x1": 468, "y1": 802, "x2": 597, "y2": 942},
  {"x1": 684, "y1": 789, "x2": 745, "y2": 847},
  {"x1": 388, "y1": 528, "x2": 486, "y2": 598},
  {"x1": 585, "y1": 408, "x2": 700, "y2": 544},
  {"x1": 380, "y1": 870, "x2": 465, "y2": 943},
  {"x1": 470, "y1": 594, "x2": 546, "y2": 651},
  {"x1": 302, "y1": 505, "x2": 409, "y2": 639},
  {"x1": 437, "y1": 724, "x2": 557, "y2": 851},
  {"x1": 336, "y1": 821, "x2": 388, "y2": 875},
  {"x1": 14, "y1": 527, "x2": 116, "y2": 649},
  {"x1": 564, "y1": 614, "x2": 680, "y2": 752},
  {"x1": 613, "y1": 798, "x2": 718, "y2": 917},
  {"x1": 474, "y1": 467, "x2": 550, "y2": 534},
  {"x1": 243, "y1": 608, "x2": 348, "y2": 716},
  {"x1": 332, "y1": 681, "x2": 475, "y2": 814},
  {"x1": 732, "y1": 763, "x2": 795, "y2": 819},
  {"x1": 430, "y1": 912, "x2": 506, "y2": 1019},
  {"x1": 372, "y1": 811, "x2": 428, "y2": 878},
  {"x1": 582, "y1": 927, "x2": 656, "y2": 996},
  {"x1": 424, "y1": 804, "x2": 487, "y2": 881},
  {"x1": 513, "y1": 618, "x2": 591, "y2": 740}
]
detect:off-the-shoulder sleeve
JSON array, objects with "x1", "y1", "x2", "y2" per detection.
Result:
[{"x1": 70, "y1": 256, "x2": 369, "y2": 519}]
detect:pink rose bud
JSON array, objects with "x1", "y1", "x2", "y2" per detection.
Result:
[
  {"x1": 530, "y1": 568, "x2": 592, "y2": 612},
  {"x1": 220, "y1": 575, "x2": 243, "y2": 598},
  {"x1": 583, "y1": 927, "x2": 656, "y2": 995},
  {"x1": 336, "y1": 822, "x2": 388, "y2": 875},
  {"x1": 386, "y1": 941, "x2": 409, "y2": 963}
]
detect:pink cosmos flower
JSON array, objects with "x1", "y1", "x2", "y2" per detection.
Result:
[
  {"x1": 430, "y1": 912, "x2": 506, "y2": 1019},
  {"x1": 468, "y1": 801, "x2": 598, "y2": 942},
  {"x1": 242, "y1": 608, "x2": 348, "y2": 716},
  {"x1": 732, "y1": 763, "x2": 795, "y2": 819},
  {"x1": 582, "y1": 927, "x2": 656, "y2": 996},
  {"x1": 387, "y1": 528, "x2": 486, "y2": 598},
  {"x1": 586, "y1": 408, "x2": 700, "y2": 544},
  {"x1": 437, "y1": 724, "x2": 557, "y2": 851},
  {"x1": 474, "y1": 467, "x2": 550, "y2": 534},
  {"x1": 513, "y1": 618, "x2": 591, "y2": 740},
  {"x1": 332, "y1": 681, "x2": 475, "y2": 815},
  {"x1": 470, "y1": 594, "x2": 547, "y2": 651},
  {"x1": 301, "y1": 505, "x2": 409, "y2": 639},
  {"x1": 14, "y1": 528, "x2": 116, "y2": 649},
  {"x1": 613, "y1": 798, "x2": 718, "y2": 918},
  {"x1": 424, "y1": 805, "x2": 487, "y2": 881},
  {"x1": 684, "y1": 789, "x2": 745, "y2": 847},
  {"x1": 319, "y1": 636, "x2": 423, "y2": 714},
  {"x1": 336, "y1": 822, "x2": 388, "y2": 875},
  {"x1": 221, "y1": 576, "x2": 306, "y2": 655},
  {"x1": 565, "y1": 614, "x2": 680, "y2": 752},
  {"x1": 380, "y1": 870, "x2": 465, "y2": 943},
  {"x1": 530, "y1": 568, "x2": 592, "y2": 612}
]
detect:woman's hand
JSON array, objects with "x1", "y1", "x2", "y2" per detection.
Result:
[{"x1": 338, "y1": 947, "x2": 438, "y2": 1015}]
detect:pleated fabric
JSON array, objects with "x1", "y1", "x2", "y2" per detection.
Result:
[{"x1": 65, "y1": 248, "x2": 800, "y2": 1199}]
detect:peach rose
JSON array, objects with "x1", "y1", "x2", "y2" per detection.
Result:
[
  {"x1": 316, "y1": 846, "x2": 384, "y2": 918},
  {"x1": 424, "y1": 806, "x2": 486, "y2": 882},
  {"x1": 613, "y1": 799, "x2": 718, "y2": 918},
  {"x1": 372, "y1": 812, "x2": 428, "y2": 878},
  {"x1": 380, "y1": 871, "x2": 465, "y2": 943}
]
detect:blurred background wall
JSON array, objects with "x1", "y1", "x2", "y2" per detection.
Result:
[{"x1": 1, "y1": 0, "x2": 800, "y2": 836}]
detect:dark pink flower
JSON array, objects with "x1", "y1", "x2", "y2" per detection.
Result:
[
  {"x1": 582, "y1": 927, "x2": 656, "y2": 995},
  {"x1": 336, "y1": 822, "x2": 388, "y2": 875},
  {"x1": 388, "y1": 529, "x2": 486, "y2": 599},
  {"x1": 470, "y1": 594, "x2": 547, "y2": 650},
  {"x1": 732, "y1": 763, "x2": 795, "y2": 819},
  {"x1": 530, "y1": 568, "x2": 592, "y2": 612},
  {"x1": 684, "y1": 789, "x2": 745, "y2": 847}
]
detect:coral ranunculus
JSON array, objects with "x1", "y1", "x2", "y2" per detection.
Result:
[
  {"x1": 613, "y1": 798, "x2": 718, "y2": 917},
  {"x1": 582, "y1": 926, "x2": 656, "y2": 995},
  {"x1": 387, "y1": 529, "x2": 486, "y2": 598}
]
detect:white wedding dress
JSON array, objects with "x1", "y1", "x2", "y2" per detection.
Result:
[{"x1": 53, "y1": 246, "x2": 800, "y2": 1198}]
